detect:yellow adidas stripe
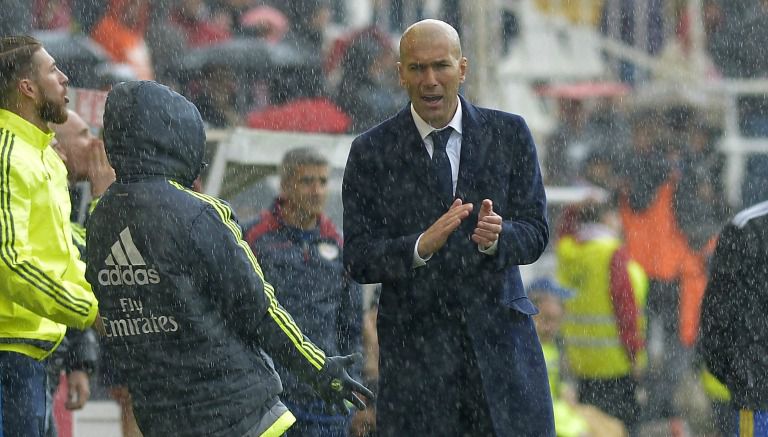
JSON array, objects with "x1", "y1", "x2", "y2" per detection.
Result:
[
  {"x1": 168, "y1": 181, "x2": 325, "y2": 369},
  {"x1": 741, "y1": 409, "x2": 754, "y2": 437}
]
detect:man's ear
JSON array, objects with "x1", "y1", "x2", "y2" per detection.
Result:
[
  {"x1": 18, "y1": 78, "x2": 36, "y2": 99},
  {"x1": 396, "y1": 62, "x2": 405, "y2": 87}
]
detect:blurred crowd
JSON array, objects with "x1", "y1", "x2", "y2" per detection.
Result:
[
  {"x1": 4, "y1": 1, "x2": 768, "y2": 436},
  {"x1": 0, "y1": 0, "x2": 408, "y2": 134},
  {"x1": 533, "y1": 91, "x2": 736, "y2": 436}
]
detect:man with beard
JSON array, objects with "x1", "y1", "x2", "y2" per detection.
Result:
[{"x1": 0, "y1": 36, "x2": 99, "y2": 436}]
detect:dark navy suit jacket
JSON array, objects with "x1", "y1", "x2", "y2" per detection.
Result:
[{"x1": 342, "y1": 97, "x2": 555, "y2": 436}]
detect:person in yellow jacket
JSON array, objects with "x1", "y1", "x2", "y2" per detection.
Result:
[
  {"x1": 529, "y1": 278, "x2": 629, "y2": 437},
  {"x1": 0, "y1": 35, "x2": 99, "y2": 436},
  {"x1": 556, "y1": 200, "x2": 648, "y2": 432},
  {"x1": 529, "y1": 278, "x2": 590, "y2": 437}
]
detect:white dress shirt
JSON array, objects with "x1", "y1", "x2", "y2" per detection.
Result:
[{"x1": 409, "y1": 102, "x2": 498, "y2": 268}]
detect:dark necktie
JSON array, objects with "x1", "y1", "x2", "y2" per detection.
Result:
[{"x1": 430, "y1": 128, "x2": 454, "y2": 201}]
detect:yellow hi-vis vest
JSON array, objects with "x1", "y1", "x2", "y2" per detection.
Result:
[
  {"x1": 557, "y1": 235, "x2": 648, "y2": 378},
  {"x1": 542, "y1": 340, "x2": 561, "y2": 400},
  {"x1": 542, "y1": 340, "x2": 590, "y2": 437}
]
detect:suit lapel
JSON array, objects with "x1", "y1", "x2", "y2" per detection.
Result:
[{"x1": 455, "y1": 96, "x2": 490, "y2": 200}]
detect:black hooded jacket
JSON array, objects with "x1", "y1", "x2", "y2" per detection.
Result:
[
  {"x1": 700, "y1": 200, "x2": 768, "y2": 410},
  {"x1": 85, "y1": 81, "x2": 327, "y2": 436}
]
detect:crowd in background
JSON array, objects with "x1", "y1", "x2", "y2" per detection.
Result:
[
  {"x1": 0, "y1": 0, "x2": 409, "y2": 134},
  {"x1": 3, "y1": 1, "x2": 768, "y2": 436}
]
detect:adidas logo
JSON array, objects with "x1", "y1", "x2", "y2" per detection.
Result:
[{"x1": 98, "y1": 227, "x2": 160, "y2": 286}]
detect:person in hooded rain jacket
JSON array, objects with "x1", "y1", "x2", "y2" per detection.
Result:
[{"x1": 85, "y1": 80, "x2": 372, "y2": 437}]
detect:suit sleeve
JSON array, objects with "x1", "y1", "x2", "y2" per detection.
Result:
[
  {"x1": 0, "y1": 160, "x2": 98, "y2": 329},
  {"x1": 494, "y1": 116, "x2": 549, "y2": 270},
  {"x1": 189, "y1": 204, "x2": 327, "y2": 375},
  {"x1": 342, "y1": 135, "x2": 422, "y2": 283},
  {"x1": 700, "y1": 223, "x2": 742, "y2": 385}
]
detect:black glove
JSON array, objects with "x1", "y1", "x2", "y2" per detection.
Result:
[{"x1": 311, "y1": 354, "x2": 375, "y2": 415}]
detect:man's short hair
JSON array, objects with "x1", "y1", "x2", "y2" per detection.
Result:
[
  {"x1": 280, "y1": 147, "x2": 328, "y2": 179},
  {"x1": 0, "y1": 35, "x2": 42, "y2": 106}
]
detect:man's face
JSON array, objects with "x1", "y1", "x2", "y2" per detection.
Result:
[
  {"x1": 398, "y1": 33, "x2": 466, "y2": 128},
  {"x1": 30, "y1": 48, "x2": 69, "y2": 124},
  {"x1": 532, "y1": 295, "x2": 564, "y2": 343},
  {"x1": 282, "y1": 164, "x2": 329, "y2": 219},
  {"x1": 52, "y1": 111, "x2": 96, "y2": 182}
]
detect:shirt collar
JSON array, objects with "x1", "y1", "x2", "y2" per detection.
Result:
[
  {"x1": 410, "y1": 99, "x2": 463, "y2": 141},
  {"x1": 0, "y1": 109, "x2": 55, "y2": 150}
]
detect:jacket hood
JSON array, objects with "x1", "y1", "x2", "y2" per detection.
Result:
[{"x1": 103, "y1": 81, "x2": 205, "y2": 186}]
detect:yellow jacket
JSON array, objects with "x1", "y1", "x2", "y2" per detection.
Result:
[
  {"x1": 0, "y1": 109, "x2": 98, "y2": 360},
  {"x1": 557, "y1": 234, "x2": 647, "y2": 378}
]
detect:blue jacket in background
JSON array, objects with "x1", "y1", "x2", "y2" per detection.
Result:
[{"x1": 245, "y1": 199, "x2": 362, "y2": 412}]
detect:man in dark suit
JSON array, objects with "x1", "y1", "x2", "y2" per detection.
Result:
[{"x1": 342, "y1": 19, "x2": 555, "y2": 437}]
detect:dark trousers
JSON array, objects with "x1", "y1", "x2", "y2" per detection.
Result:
[
  {"x1": 0, "y1": 352, "x2": 47, "y2": 437},
  {"x1": 644, "y1": 279, "x2": 690, "y2": 420},
  {"x1": 377, "y1": 306, "x2": 495, "y2": 437},
  {"x1": 578, "y1": 376, "x2": 639, "y2": 430}
]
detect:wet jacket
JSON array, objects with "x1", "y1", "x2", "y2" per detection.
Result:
[
  {"x1": 701, "y1": 200, "x2": 768, "y2": 410},
  {"x1": 244, "y1": 200, "x2": 361, "y2": 408},
  {"x1": 0, "y1": 109, "x2": 98, "y2": 360},
  {"x1": 85, "y1": 81, "x2": 327, "y2": 437}
]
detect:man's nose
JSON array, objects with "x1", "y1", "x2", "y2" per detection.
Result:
[{"x1": 423, "y1": 67, "x2": 438, "y2": 86}]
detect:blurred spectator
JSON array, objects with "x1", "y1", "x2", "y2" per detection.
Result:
[
  {"x1": 581, "y1": 96, "x2": 632, "y2": 163},
  {"x1": 192, "y1": 63, "x2": 241, "y2": 127},
  {"x1": 239, "y1": 5, "x2": 289, "y2": 42},
  {"x1": 90, "y1": 0, "x2": 154, "y2": 80},
  {"x1": 71, "y1": 0, "x2": 106, "y2": 34},
  {"x1": 618, "y1": 109, "x2": 710, "y2": 426},
  {"x1": 47, "y1": 109, "x2": 113, "y2": 437},
  {"x1": 32, "y1": 0, "x2": 73, "y2": 31},
  {"x1": 279, "y1": 0, "x2": 332, "y2": 63},
  {"x1": 528, "y1": 279, "x2": 591, "y2": 437},
  {"x1": 556, "y1": 200, "x2": 647, "y2": 432},
  {"x1": 544, "y1": 97, "x2": 589, "y2": 185},
  {"x1": 529, "y1": 278, "x2": 631, "y2": 437},
  {"x1": 211, "y1": 0, "x2": 260, "y2": 36},
  {"x1": 335, "y1": 30, "x2": 405, "y2": 133},
  {"x1": 169, "y1": 0, "x2": 232, "y2": 48},
  {"x1": 247, "y1": 63, "x2": 350, "y2": 133},
  {"x1": 674, "y1": 119, "x2": 728, "y2": 251},
  {"x1": 583, "y1": 150, "x2": 621, "y2": 194}
]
